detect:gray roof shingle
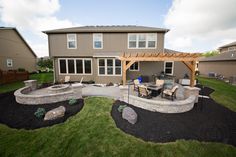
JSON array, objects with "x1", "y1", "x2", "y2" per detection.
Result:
[
  {"x1": 43, "y1": 25, "x2": 169, "y2": 34},
  {"x1": 219, "y1": 41, "x2": 236, "y2": 49},
  {"x1": 199, "y1": 51, "x2": 236, "y2": 61}
]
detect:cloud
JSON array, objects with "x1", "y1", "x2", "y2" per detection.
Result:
[
  {"x1": 0, "y1": 0, "x2": 78, "y2": 57},
  {"x1": 164, "y1": 0, "x2": 236, "y2": 52}
]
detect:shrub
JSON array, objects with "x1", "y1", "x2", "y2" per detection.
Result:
[
  {"x1": 68, "y1": 98, "x2": 77, "y2": 105},
  {"x1": 118, "y1": 104, "x2": 127, "y2": 113},
  {"x1": 18, "y1": 68, "x2": 26, "y2": 72},
  {"x1": 34, "y1": 108, "x2": 46, "y2": 119}
]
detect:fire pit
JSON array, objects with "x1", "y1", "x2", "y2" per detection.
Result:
[{"x1": 48, "y1": 84, "x2": 70, "y2": 93}]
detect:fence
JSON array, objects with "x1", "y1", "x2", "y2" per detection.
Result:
[{"x1": 0, "y1": 70, "x2": 29, "y2": 84}]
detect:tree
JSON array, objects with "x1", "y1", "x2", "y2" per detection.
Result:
[
  {"x1": 202, "y1": 50, "x2": 220, "y2": 57},
  {"x1": 37, "y1": 58, "x2": 53, "y2": 69}
]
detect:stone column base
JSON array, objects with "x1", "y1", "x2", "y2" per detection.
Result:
[
  {"x1": 119, "y1": 85, "x2": 128, "y2": 102},
  {"x1": 184, "y1": 86, "x2": 200, "y2": 103},
  {"x1": 24, "y1": 80, "x2": 37, "y2": 91}
]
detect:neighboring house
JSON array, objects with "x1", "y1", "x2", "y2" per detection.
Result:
[
  {"x1": 198, "y1": 46, "x2": 236, "y2": 78},
  {"x1": 218, "y1": 41, "x2": 236, "y2": 53},
  {"x1": 44, "y1": 25, "x2": 191, "y2": 84},
  {"x1": 0, "y1": 27, "x2": 37, "y2": 72}
]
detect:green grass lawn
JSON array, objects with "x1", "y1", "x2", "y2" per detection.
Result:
[
  {"x1": 198, "y1": 77, "x2": 236, "y2": 112},
  {"x1": 0, "y1": 72, "x2": 53, "y2": 93},
  {"x1": 0, "y1": 97, "x2": 235, "y2": 157}
]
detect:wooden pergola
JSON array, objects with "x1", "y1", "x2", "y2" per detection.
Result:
[{"x1": 118, "y1": 52, "x2": 201, "y2": 87}]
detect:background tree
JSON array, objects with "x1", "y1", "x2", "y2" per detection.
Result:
[
  {"x1": 202, "y1": 50, "x2": 220, "y2": 57},
  {"x1": 37, "y1": 58, "x2": 53, "y2": 69}
]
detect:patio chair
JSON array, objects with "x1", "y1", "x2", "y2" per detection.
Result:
[
  {"x1": 133, "y1": 79, "x2": 140, "y2": 91},
  {"x1": 138, "y1": 85, "x2": 152, "y2": 99},
  {"x1": 156, "y1": 79, "x2": 164, "y2": 86},
  {"x1": 64, "y1": 76, "x2": 71, "y2": 84},
  {"x1": 161, "y1": 85, "x2": 178, "y2": 101},
  {"x1": 79, "y1": 77, "x2": 83, "y2": 84}
]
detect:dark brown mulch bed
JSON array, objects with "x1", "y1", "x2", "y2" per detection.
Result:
[
  {"x1": 0, "y1": 91, "x2": 84, "y2": 130},
  {"x1": 111, "y1": 87, "x2": 236, "y2": 146}
]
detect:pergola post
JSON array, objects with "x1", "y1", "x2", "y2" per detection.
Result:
[
  {"x1": 190, "y1": 61, "x2": 196, "y2": 87},
  {"x1": 122, "y1": 60, "x2": 126, "y2": 86}
]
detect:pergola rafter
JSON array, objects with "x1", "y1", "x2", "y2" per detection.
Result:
[{"x1": 119, "y1": 52, "x2": 201, "y2": 87}]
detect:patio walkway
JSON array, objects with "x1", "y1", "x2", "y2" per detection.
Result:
[{"x1": 82, "y1": 85, "x2": 121, "y2": 99}]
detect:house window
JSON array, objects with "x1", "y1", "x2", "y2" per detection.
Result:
[
  {"x1": 98, "y1": 58, "x2": 121, "y2": 76},
  {"x1": 128, "y1": 34, "x2": 137, "y2": 48},
  {"x1": 59, "y1": 59, "x2": 67, "y2": 74},
  {"x1": 68, "y1": 59, "x2": 75, "y2": 73},
  {"x1": 6, "y1": 59, "x2": 13, "y2": 67},
  {"x1": 107, "y1": 59, "x2": 113, "y2": 75},
  {"x1": 129, "y1": 62, "x2": 139, "y2": 71},
  {"x1": 228, "y1": 46, "x2": 236, "y2": 51},
  {"x1": 147, "y1": 34, "x2": 156, "y2": 48},
  {"x1": 98, "y1": 59, "x2": 105, "y2": 75},
  {"x1": 115, "y1": 59, "x2": 121, "y2": 75},
  {"x1": 93, "y1": 33, "x2": 103, "y2": 49},
  {"x1": 59, "y1": 58, "x2": 92, "y2": 75},
  {"x1": 84, "y1": 59, "x2": 92, "y2": 74},
  {"x1": 164, "y1": 61, "x2": 174, "y2": 75},
  {"x1": 67, "y1": 34, "x2": 77, "y2": 49},
  {"x1": 76, "y1": 59, "x2": 83, "y2": 74},
  {"x1": 128, "y1": 33, "x2": 157, "y2": 49}
]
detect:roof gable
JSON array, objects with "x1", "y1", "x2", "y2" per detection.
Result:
[{"x1": 0, "y1": 27, "x2": 37, "y2": 58}]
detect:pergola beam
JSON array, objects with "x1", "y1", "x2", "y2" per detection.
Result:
[{"x1": 121, "y1": 52, "x2": 201, "y2": 87}]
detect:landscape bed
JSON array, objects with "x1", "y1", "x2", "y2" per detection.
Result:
[
  {"x1": 111, "y1": 87, "x2": 236, "y2": 146},
  {"x1": 0, "y1": 91, "x2": 84, "y2": 129}
]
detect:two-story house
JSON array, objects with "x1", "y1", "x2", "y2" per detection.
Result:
[
  {"x1": 44, "y1": 25, "x2": 190, "y2": 84},
  {"x1": 0, "y1": 27, "x2": 37, "y2": 72},
  {"x1": 218, "y1": 41, "x2": 236, "y2": 53}
]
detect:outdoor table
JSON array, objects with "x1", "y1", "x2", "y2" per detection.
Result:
[{"x1": 147, "y1": 85, "x2": 162, "y2": 97}]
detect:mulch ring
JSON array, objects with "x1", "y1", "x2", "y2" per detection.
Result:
[
  {"x1": 0, "y1": 91, "x2": 84, "y2": 130},
  {"x1": 111, "y1": 86, "x2": 236, "y2": 146}
]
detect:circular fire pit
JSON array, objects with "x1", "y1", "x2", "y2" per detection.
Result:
[{"x1": 48, "y1": 84, "x2": 70, "y2": 93}]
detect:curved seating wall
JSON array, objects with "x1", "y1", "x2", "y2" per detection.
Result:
[
  {"x1": 14, "y1": 86, "x2": 77, "y2": 105},
  {"x1": 123, "y1": 95, "x2": 196, "y2": 113}
]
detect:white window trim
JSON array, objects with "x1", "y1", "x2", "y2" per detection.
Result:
[
  {"x1": 67, "y1": 34, "x2": 77, "y2": 49},
  {"x1": 128, "y1": 33, "x2": 157, "y2": 49},
  {"x1": 97, "y1": 58, "x2": 122, "y2": 76},
  {"x1": 93, "y1": 33, "x2": 103, "y2": 49},
  {"x1": 58, "y1": 58, "x2": 92, "y2": 75},
  {"x1": 164, "y1": 61, "x2": 174, "y2": 75},
  {"x1": 6, "y1": 59, "x2": 13, "y2": 67},
  {"x1": 129, "y1": 62, "x2": 139, "y2": 71}
]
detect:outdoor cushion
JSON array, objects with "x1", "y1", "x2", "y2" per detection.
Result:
[
  {"x1": 163, "y1": 90, "x2": 172, "y2": 96},
  {"x1": 156, "y1": 79, "x2": 164, "y2": 86}
]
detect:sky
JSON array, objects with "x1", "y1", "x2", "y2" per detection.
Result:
[{"x1": 0, "y1": 0, "x2": 236, "y2": 57}]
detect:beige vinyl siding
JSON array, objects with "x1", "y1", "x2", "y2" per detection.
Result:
[
  {"x1": 49, "y1": 32, "x2": 165, "y2": 57},
  {"x1": 199, "y1": 61, "x2": 236, "y2": 78},
  {"x1": 0, "y1": 29, "x2": 36, "y2": 72}
]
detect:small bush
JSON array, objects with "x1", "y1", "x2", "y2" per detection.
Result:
[
  {"x1": 68, "y1": 99, "x2": 77, "y2": 105},
  {"x1": 18, "y1": 68, "x2": 26, "y2": 72},
  {"x1": 118, "y1": 105, "x2": 127, "y2": 113},
  {"x1": 34, "y1": 108, "x2": 46, "y2": 119}
]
